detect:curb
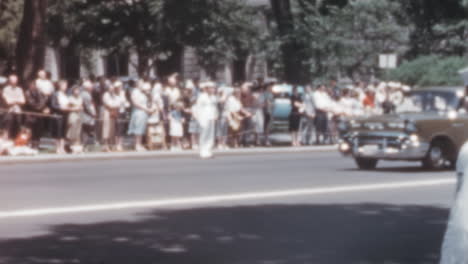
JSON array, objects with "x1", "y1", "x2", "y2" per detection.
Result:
[{"x1": 0, "y1": 146, "x2": 337, "y2": 165}]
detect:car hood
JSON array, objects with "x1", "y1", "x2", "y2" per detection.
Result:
[{"x1": 354, "y1": 112, "x2": 431, "y2": 123}]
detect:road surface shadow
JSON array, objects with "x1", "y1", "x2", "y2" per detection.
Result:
[{"x1": 0, "y1": 203, "x2": 449, "y2": 264}]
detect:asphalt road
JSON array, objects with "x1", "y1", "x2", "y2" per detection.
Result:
[{"x1": 0, "y1": 151, "x2": 458, "y2": 264}]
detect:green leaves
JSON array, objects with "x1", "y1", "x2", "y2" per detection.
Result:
[{"x1": 389, "y1": 56, "x2": 468, "y2": 86}]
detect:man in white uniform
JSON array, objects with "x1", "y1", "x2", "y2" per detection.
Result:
[{"x1": 194, "y1": 82, "x2": 218, "y2": 159}]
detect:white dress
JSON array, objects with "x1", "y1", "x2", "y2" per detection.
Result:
[{"x1": 169, "y1": 110, "x2": 184, "y2": 137}]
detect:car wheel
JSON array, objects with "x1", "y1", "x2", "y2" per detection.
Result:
[
  {"x1": 422, "y1": 142, "x2": 448, "y2": 170},
  {"x1": 355, "y1": 158, "x2": 378, "y2": 170}
]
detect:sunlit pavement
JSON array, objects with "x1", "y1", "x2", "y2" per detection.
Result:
[{"x1": 0, "y1": 151, "x2": 456, "y2": 264}]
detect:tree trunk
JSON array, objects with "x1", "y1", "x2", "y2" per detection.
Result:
[
  {"x1": 270, "y1": 0, "x2": 306, "y2": 84},
  {"x1": 137, "y1": 50, "x2": 151, "y2": 78},
  {"x1": 156, "y1": 44, "x2": 184, "y2": 80},
  {"x1": 16, "y1": 0, "x2": 47, "y2": 84}
]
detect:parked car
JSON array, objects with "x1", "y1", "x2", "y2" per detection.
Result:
[
  {"x1": 339, "y1": 86, "x2": 468, "y2": 170},
  {"x1": 270, "y1": 84, "x2": 304, "y2": 132}
]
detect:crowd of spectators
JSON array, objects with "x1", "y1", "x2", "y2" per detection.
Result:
[{"x1": 0, "y1": 70, "x2": 413, "y2": 156}]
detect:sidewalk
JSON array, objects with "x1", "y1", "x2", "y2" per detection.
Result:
[{"x1": 0, "y1": 145, "x2": 337, "y2": 165}]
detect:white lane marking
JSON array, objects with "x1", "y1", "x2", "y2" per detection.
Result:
[{"x1": 0, "y1": 178, "x2": 455, "y2": 219}]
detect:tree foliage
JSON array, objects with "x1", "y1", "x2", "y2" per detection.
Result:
[
  {"x1": 45, "y1": 0, "x2": 258, "y2": 78},
  {"x1": 396, "y1": 0, "x2": 468, "y2": 58},
  {"x1": 266, "y1": 0, "x2": 408, "y2": 83},
  {"x1": 389, "y1": 56, "x2": 468, "y2": 87},
  {"x1": 0, "y1": 0, "x2": 23, "y2": 74}
]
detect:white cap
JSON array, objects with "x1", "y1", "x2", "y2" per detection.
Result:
[
  {"x1": 186, "y1": 80, "x2": 195, "y2": 90},
  {"x1": 113, "y1": 81, "x2": 123, "y2": 88},
  {"x1": 141, "y1": 82, "x2": 152, "y2": 91},
  {"x1": 200, "y1": 81, "x2": 216, "y2": 89},
  {"x1": 402, "y1": 85, "x2": 411, "y2": 92}
]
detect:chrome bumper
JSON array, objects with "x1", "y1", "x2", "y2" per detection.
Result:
[
  {"x1": 351, "y1": 142, "x2": 430, "y2": 160},
  {"x1": 339, "y1": 132, "x2": 430, "y2": 161}
]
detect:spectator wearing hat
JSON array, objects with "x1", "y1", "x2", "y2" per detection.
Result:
[
  {"x1": 194, "y1": 82, "x2": 218, "y2": 158},
  {"x1": 128, "y1": 82, "x2": 156, "y2": 151}
]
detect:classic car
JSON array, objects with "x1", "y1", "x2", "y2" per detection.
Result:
[
  {"x1": 339, "y1": 86, "x2": 468, "y2": 170},
  {"x1": 270, "y1": 84, "x2": 304, "y2": 132}
]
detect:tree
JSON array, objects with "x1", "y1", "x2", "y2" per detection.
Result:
[
  {"x1": 396, "y1": 0, "x2": 468, "y2": 58},
  {"x1": 269, "y1": 0, "x2": 309, "y2": 83},
  {"x1": 389, "y1": 56, "x2": 468, "y2": 86},
  {"x1": 16, "y1": 0, "x2": 48, "y2": 83},
  {"x1": 291, "y1": 0, "x2": 408, "y2": 80},
  {"x1": 0, "y1": 0, "x2": 23, "y2": 74},
  {"x1": 192, "y1": 0, "x2": 259, "y2": 80}
]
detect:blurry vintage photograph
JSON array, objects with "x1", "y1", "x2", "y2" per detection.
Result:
[{"x1": 0, "y1": 0, "x2": 468, "y2": 263}]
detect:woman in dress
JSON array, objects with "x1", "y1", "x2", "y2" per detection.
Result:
[
  {"x1": 66, "y1": 86, "x2": 83, "y2": 153},
  {"x1": 289, "y1": 86, "x2": 303, "y2": 147},
  {"x1": 114, "y1": 81, "x2": 130, "y2": 152},
  {"x1": 50, "y1": 80, "x2": 68, "y2": 154},
  {"x1": 169, "y1": 101, "x2": 185, "y2": 150},
  {"x1": 194, "y1": 82, "x2": 218, "y2": 159},
  {"x1": 225, "y1": 88, "x2": 250, "y2": 148},
  {"x1": 128, "y1": 82, "x2": 155, "y2": 151},
  {"x1": 251, "y1": 90, "x2": 265, "y2": 146},
  {"x1": 101, "y1": 82, "x2": 121, "y2": 152}
]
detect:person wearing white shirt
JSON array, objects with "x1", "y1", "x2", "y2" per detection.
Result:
[
  {"x1": 2, "y1": 74, "x2": 25, "y2": 139},
  {"x1": 300, "y1": 85, "x2": 316, "y2": 145},
  {"x1": 101, "y1": 83, "x2": 121, "y2": 151},
  {"x1": 164, "y1": 74, "x2": 181, "y2": 107},
  {"x1": 313, "y1": 85, "x2": 331, "y2": 144},
  {"x1": 35, "y1": 70, "x2": 55, "y2": 97},
  {"x1": 114, "y1": 82, "x2": 130, "y2": 151},
  {"x1": 194, "y1": 82, "x2": 218, "y2": 158}
]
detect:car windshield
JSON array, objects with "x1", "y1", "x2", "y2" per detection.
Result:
[{"x1": 396, "y1": 90, "x2": 459, "y2": 113}]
